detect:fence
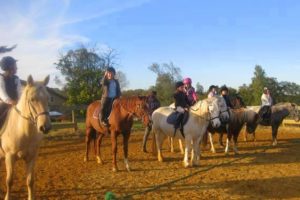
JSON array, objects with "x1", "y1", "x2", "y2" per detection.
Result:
[{"x1": 51, "y1": 110, "x2": 78, "y2": 132}]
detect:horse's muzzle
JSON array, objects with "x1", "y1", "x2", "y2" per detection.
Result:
[{"x1": 39, "y1": 124, "x2": 52, "y2": 134}]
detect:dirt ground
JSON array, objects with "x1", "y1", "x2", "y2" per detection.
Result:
[{"x1": 1, "y1": 126, "x2": 300, "y2": 200}]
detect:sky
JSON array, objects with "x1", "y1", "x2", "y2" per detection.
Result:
[{"x1": 1, "y1": 0, "x2": 300, "y2": 91}]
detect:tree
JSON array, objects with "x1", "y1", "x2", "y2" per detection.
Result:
[
  {"x1": 148, "y1": 62, "x2": 182, "y2": 105},
  {"x1": 55, "y1": 45, "x2": 119, "y2": 106},
  {"x1": 248, "y1": 65, "x2": 269, "y2": 105}
]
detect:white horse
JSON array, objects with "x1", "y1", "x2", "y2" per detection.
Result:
[
  {"x1": 152, "y1": 96, "x2": 228, "y2": 167},
  {"x1": 0, "y1": 75, "x2": 51, "y2": 200},
  {"x1": 168, "y1": 96, "x2": 230, "y2": 154}
]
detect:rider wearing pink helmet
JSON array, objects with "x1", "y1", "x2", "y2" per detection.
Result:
[{"x1": 183, "y1": 77, "x2": 197, "y2": 105}]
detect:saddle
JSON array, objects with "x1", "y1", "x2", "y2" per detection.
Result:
[
  {"x1": 0, "y1": 103, "x2": 11, "y2": 131},
  {"x1": 167, "y1": 111, "x2": 189, "y2": 138}
]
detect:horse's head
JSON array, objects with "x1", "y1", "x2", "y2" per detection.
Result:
[
  {"x1": 18, "y1": 75, "x2": 52, "y2": 134},
  {"x1": 216, "y1": 96, "x2": 230, "y2": 123},
  {"x1": 202, "y1": 98, "x2": 222, "y2": 128},
  {"x1": 290, "y1": 103, "x2": 299, "y2": 122},
  {"x1": 133, "y1": 96, "x2": 151, "y2": 126}
]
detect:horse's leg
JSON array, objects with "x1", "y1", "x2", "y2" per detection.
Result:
[
  {"x1": 84, "y1": 126, "x2": 93, "y2": 162},
  {"x1": 183, "y1": 137, "x2": 191, "y2": 168},
  {"x1": 272, "y1": 124, "x2": 279, "y2": 146},
  {"x1": 191, "y1": 138, "x2": 200, "y2": 167},
  {"x1": 142, "y1": 125, "x2": 151, "y2": 152},
  {"x1": 225, "y1": 133, "x2": 232, "y2": 155},
  {"x1": 96, "y1": 133, "x2": 104, "y2": 164},
  {"x1": 155, "y1": 131, "x2": 165, "y2": 162},
  {"x1": 25, "y1": 156, "x2": 36, "y2": 200},
  {"x1": 5, "y1": 154, "x2": 15, "y2": 200},
  {"x1": 209, "y1": 132, "x2": 216, "y2": 153},
  {"x1": 123, "y1": 130, "x2": 131, "y2": 172},
  {"x1": 179, "y1": 139, "x2": 184, "y2": 155},
  {"x1": 168, "y1": 136, "x2": 174, "y2": 153},
  {"x1": 243, "y1": 128, "x2": 248, "y2": 142},
  {"x1": 232, "y1": 132, "x2": 239, "y2": 155},
  {"x1": 111, "y1": 131, "x2": 118, "y2": 172},
  {"x1": 219, "y1": 132, "x2": 224, "y2": 147}
]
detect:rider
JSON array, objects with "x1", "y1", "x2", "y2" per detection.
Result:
[
  {"x1": 207, "y1": 85, "x2": 217, "y2": 98},
  {"x1": 173, "y1": 81, "x2": 190, "y2": 137},
  {"x1": 142, "y1": 90, "x2": 160, "y2": 152},
  {"x1": 220, "y1": 85, "x2": 233, "y2": 108},
  {"x1": 259, "y1": 87, "x2": 273, "y2": 123},
  {"x1": 99, "y1": 67, "x2": 121, "y2": 127},
  {"x1": 183, "y1": 77, "x2": 197, "y2": 106},
  {"x1": 0, "y1": 56, "x2": 22, "y2": 127}
]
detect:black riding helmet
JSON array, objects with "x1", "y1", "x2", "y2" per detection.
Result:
[
  {"x1": 106, "y1": 67, "x2": 116, "y2": 75},
  {"x1": 175, "y1": 81, "x2": 184, "y2": 89},
  {"x1": 220, "y1": 85, "x2": 229, "y2": 92},
  {"x1": 0, "y1": 56, "x2": 17, "y2": 71}
]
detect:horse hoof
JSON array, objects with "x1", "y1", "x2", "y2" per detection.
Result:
[
  {"x1": 97, "y1": 157, "x2": 104, "y2": 164},
  {"x1": 126, "y1": 167, "x2": 131, "y2": 172},
  {"x1": 83, "y1": 157, "x2": 88, "y2": 162},
  {"x1": 211, "y1": 149, "x2": 216, "y2": 153},
  {"x1": 142, "y1": 148, "x2": 147, "y2": 153},
  {"x1": 183, "y1": 162, "x2": 189, "y2": 168},
  {"x1": 112, "y1": 167, "x2": 118, "y2": 172}
]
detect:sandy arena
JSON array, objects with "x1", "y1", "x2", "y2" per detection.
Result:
[{"x1": 1, "y1": 126, "x2": 300, "y2": 199}]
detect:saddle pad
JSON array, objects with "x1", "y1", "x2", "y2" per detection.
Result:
[{"x1": 166, "y1": 112, "x2": 177, "y2": 125}]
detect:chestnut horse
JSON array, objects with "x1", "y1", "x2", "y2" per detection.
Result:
[
  {"x1": 0, "y1": 75, "x2": 51, "y2": 200},
  {"x1": 84, "y1": 96, "x2": 149, "y2": 172}
]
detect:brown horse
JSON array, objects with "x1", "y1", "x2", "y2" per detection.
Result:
[{"x1": 84, "y1": 96, "x2": 150, "y2": 172}]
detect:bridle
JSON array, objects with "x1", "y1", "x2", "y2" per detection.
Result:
[
  {"x1": 14, "y1": 88, "x2": 49, "y2": 125},
  {"x1": 190, "y1": 100, "x2": 220, "y2": 122}
]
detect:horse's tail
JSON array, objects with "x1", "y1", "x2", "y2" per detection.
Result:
[{"x1": 151, "y1": 129, "x2": 157, "y2": 156}]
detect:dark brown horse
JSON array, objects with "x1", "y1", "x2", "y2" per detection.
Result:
[
  {"x1": 84, "y1": 96, "x2": 150, "y2": 172},
  {"x1": 244, "y1": 102, "x2": 299, "y2": 146},
  {"x1": 204, "y1": 108, "x2": 259, "y2": 154}
]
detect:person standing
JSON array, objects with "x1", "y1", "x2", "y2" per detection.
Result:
[{"x1": 142, "y1": 91, "x2": 160, "y2": 152}]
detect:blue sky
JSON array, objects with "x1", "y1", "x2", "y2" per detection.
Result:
[{"x1": 1, "y1": 0, "x2": 300, "y2": 91}]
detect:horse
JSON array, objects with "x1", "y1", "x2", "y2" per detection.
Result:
[
  {"x1": 151, "y1": 96, "x2": 229, "y2": 167},
  {"x1": 204, "y1": 108, "x2": 259, "y2": 154},
  {"x1": 167, "y1": 96, "x2": 230, "y2": 154},
  {"x1": 0, "y1": 75, "x2": 51, "y2": 200},
  {"x1": 84, "y1": 96, "x2": 150, "y2": 172},
  {"x1": 244, "y1": 102, "x2": 299, "y2": 146}
]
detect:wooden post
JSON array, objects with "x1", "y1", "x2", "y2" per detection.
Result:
[{"x1": 72, "y1": 110, "x2": 78, "y2": 131}]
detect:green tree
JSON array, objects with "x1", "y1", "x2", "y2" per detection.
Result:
[
  {"x1": 148, "y1": 62, "x2": 182, "y2": 105},
  {"x1": 248, "y1": 65, "x2": 269, "y2": 105}
]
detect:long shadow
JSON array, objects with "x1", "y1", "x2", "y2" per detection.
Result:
[{"x1": 145, "y1": 176, "x2": 300, "y2": 199}]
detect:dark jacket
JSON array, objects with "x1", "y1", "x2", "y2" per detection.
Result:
[
  {"x1": 222, "y1": 94, "x2": 233, "y2": 108},
  {"x1": 147, "y1": 96, "x2": 160, "y2": 115},
  {"x1": 100, "y1": 77, "x2": 121, "y2": 99},
  {"x1": 174, "y1": 91, "x2": 190, "y2": 109}
]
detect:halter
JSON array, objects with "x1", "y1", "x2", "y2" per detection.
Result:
[{"x1": 14, "y1": 88, "x2": 49, "y2": 125}]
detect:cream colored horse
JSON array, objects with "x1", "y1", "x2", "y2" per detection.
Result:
[
  {"x1": 152, "y1": 96, "x2": 228, "y2": 167},
  {"x1": 0, "y1": 75, "x2": 51, "y2": 200}
]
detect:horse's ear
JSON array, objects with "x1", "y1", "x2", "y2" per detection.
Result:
[
  {"x1": 27, "y1": 75, "x2": 34, "y2": 86},
  {"x1": 43, "y1": 75, "x2": 50, "y2": 86}
]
